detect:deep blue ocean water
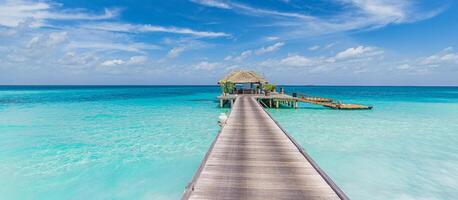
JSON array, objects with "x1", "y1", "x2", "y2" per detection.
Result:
[{"x1": 0, "y1": 86, "x2": 457, "y2": 199}]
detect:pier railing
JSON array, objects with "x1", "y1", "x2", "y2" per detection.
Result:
[{"x1": 292, "y1": 92, "x2": 334, "y2": 102}]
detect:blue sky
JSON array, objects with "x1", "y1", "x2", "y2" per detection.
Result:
[{"x1": 0, "y1": 0, "x2": 457, "y2": 85}]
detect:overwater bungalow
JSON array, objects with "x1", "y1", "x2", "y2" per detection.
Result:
[{"x1": 218, "y1": 70, "x2": 268, "y2": 95}]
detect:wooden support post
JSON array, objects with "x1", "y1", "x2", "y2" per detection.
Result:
[
  {"x1": 230, "y1": 99, "x2": 234, "y2": 108},
  {"x1": 276, "y1": 100, "x2": 279, "y2": 109},
  {"x1": 220, "y1": 99, "x2": 223, "y2": 108},
  {"x1": 294, "y1": 100, "x2": 298, "y2": 109},
  {"x1": 269, "y1": 99, "x2": 272, "y2": 108}
]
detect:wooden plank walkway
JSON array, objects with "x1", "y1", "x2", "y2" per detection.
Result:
[{"x1": 183, "y1": 95, "x2": 348, "y2": 200}]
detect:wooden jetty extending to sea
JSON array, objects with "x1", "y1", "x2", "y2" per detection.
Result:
[
  {"x1": 183, "y1": 95, "x2": 348, "y2": 199},
  {"x1": 218, "y1": 93, "x2": 372, "y2": 110},
  {"x1": 183, "y1": 71, "x2": 369, "y2": 199}
]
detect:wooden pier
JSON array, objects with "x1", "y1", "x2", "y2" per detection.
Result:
[
  {"x1": 219, "y1": 93, "x2": 372, "y2": 110},
  {"x1": 183, "y1": 95, "x2": 348, "y2": 200}
]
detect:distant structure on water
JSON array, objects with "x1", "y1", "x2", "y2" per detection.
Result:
[{"x1": 217, "y1": 70, "x2": 372, "y2": 109}]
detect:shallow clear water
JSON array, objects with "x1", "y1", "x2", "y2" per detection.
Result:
[
  {"x1": 270, "y1": 86, "x2": 458, "y2": 200},
  {"x1": 0, "y1": 86, "x2": 457, "y2": 199},
  {"x1": 0, "y1": 86, "x2": 226, "y2": 199}
]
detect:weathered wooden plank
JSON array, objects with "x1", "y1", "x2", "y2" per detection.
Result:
[{"x1": 183, "y1": 95, "x2": 347, "y2": 200}]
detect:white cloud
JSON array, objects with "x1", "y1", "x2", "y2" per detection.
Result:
[
  {"x1": 390, "y1": 47, "x2": 458, "y2": 74},
  {"x1": 160, "y1": 39, "x2": 210, "y2": 61},
  {"x1": 101, "y1": 56, "x2": 148, "y2": 66},
  {"x1": 166, "y1": 46, "x2": 187, "y2": 58},
  {"x1": 421, "y1": 47, "x2": 458, "y2": 65},
  {"x1": 266, "y1": 36, "x2": 280, "y2": 41},
  {"x1": 190, "y1": 0, "x2": 315, "y2": 20},
  {"x1": 190, "y1": 0, "x2": 231, "y2": 9},
  {"x1": 224, "y1": 55, "x2": 233, "y2": 61},
  {"x1": 82, "y1": 22, "x2": 230, "y2": 38},
  {"x1": 193, "y1": 61, "x2": 220, "y2": 70},
  {"x1": 256, "y1": 45, "x2": 387, "y2": 74},
  {"x1": 345, "y1": 0, "x2": 407, "y2": 23},
  {"x1": 27, "y1": 31, "x2": 68, "y2": 48},
  {"x1": 47, "y1": 32, "x2": 68, "y2": 46},
  {"x1": 0, "y1": 1, "x2": 118, "y2": 27},
  {"x1": 397, "y1": 64, "x2": 411, "y2": 70},
  {"x1": 308, "y1": 45, "x2": 320, "y2": 51},
  {"x1": 255, "y1": 42, "x2": 284, "y2": 55},
  {"x1": 335, "y1": 46, "x2": 383, "y2": 60},
  {"x1": 27, "y1": 35, "x2": 42, "y2": 48},
  {"x1": 101, "y1": 59, "x2": 125, "y2": 66},
  {"x1": 280, "y1": 54, "x2": 313, "y2": 66},
  {"x1": 324, "y1": 42, "x2": 337, "y2": 49},
  {"x1": 129, "y1": 56, "x2": 148, "y2": 65},
  {"x1": 233, "y1": 50, "x2": 253, "y2": 61},
  {"x1": 67, "y1": 41, "x2": 159, "y2": 52},
  {"x1": 59, "y1": 52, "x2": 97, "y2": 66},
  {"x1": 228, "y1": 42, "x2": 285, "y2": 61},
  {"x1": 190, "y1": 0, "x2": 443, "y2": 38},
  {"x1": 230, "y1": 2, "x2": 315, "y2": 20}
]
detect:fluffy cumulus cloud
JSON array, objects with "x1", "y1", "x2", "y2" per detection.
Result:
[
  {"x1": 280, "y1": 54, "x2": 313, "y2": 66},
  {"x1": 335, "y1": 46, "x2": 383, "y2": 60},
  {"x1": 228, "y1": 42, "x2": 285, "y2": 61},
  {"x1": 101, "y1": 59, "x2": 125, "y2": 66},
  {"x1": 257, "y1": 45, "x2": 386, "y2": 74},
  {"x1": 421, "y1": 47, "x2": 458, "y2": 65},
  {"x1": 397, "y1": 64, "x2": 412, "y2": 70},
  {"x1": 101, "y1": 56, "x2": 148, "y2": 66},
  {"x1": 59, "y1": 52, "x2": 97, "y2": 66},
  {"x1": 394, "y1": 47, "x2": 458, "y2": 74},
  {"x1": 97, "y1": 56, "x2": 150, "y2": 75},
  {"x1": 27, "y1": 32, "x2": 68, "y2": 48}
]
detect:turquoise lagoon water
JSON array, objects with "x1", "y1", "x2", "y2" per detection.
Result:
[{"x1": 0, "y1": 86, "x2": 457, "y2": 199}]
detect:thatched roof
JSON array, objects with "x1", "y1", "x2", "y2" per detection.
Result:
[{"x1": 218, "y1": 70, "x2": 268, "y2": 84}]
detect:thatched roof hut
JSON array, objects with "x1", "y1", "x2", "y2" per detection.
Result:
[{"x1": 218, "y1": 70, "x2": 268, "y2": 84}]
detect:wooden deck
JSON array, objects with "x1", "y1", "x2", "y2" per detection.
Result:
[
  {"x1": 297, "y1": 98, "x2": 372, "y2": 110},
  {"x1": 183, "y1": 95, "x2": 348, "y2": 200},
  {"x1": 218, "y1": 93, "x2": 372, "y2": 110}
]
